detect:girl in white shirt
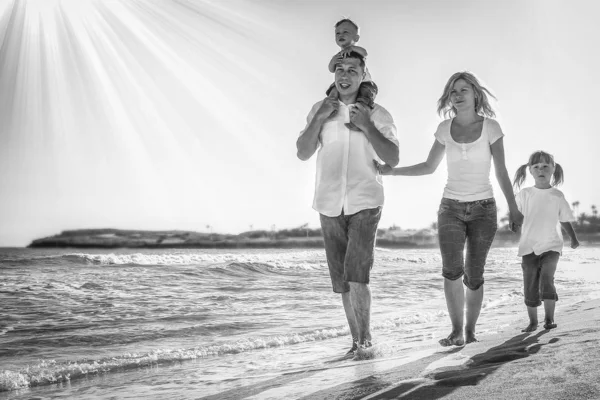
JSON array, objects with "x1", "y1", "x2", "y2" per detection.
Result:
[
  {"x1": 376, "y1": 71, "x2": 523, "y2": 346},
  {"x1": 513, "y1": 151, "x2": 579, "y2": 332}
]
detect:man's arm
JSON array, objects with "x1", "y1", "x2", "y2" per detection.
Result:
[
  {"x1": 296, "y1": 96, "x2": 339, "y2": 161},
  {"x1": 351, "y1": 103, "x2": 399, "y2": 166}
]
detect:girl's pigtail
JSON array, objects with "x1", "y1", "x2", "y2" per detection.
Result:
[
  {"x1": 553, "y1": 163, "x2": 565, "y2": 186},
  {"x1": 512, "y1": 164, "x2": 528, "y2": 190}
]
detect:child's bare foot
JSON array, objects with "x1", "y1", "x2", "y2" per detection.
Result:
[
  {"x1": 345, "y1": 122, "x2": 362, "y2": 131},
  {"x1": 543, "y1": 319, "x2": 557, "y2": 330},
  {"x1": 465, "y1": 331, "x2": 479, "y2": 344},
  {"x1": 439, "y1": 331, "x2": 465, "y2": 347},
  {"x1": 521, "y1": 322, "x2": 538, "y2": 332}
]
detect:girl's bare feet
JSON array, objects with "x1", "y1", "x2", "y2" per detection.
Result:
[
  {"x1": 521, "y1": 322, "x2": 538, "y2": 332},
  {"x1": 543, "y1": 319, "x2": 557, "y2": 330}
]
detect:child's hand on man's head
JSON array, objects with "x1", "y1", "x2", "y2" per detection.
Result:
[{"x1": 339, "y1": 46, "x2": 355, "y2": 58}]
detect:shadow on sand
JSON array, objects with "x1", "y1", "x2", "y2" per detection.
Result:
[{"x1": 367, "y1": 330, "x2": 557, "y2": 400}]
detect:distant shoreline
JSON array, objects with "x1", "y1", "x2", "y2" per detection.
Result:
[{"x1": 26, "y1": 228, "x2": 600, "y2": 250}]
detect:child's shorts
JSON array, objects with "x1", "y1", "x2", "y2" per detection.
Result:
[{"x1": 521, "y1": 251, "x2": 560, "y2": 307}]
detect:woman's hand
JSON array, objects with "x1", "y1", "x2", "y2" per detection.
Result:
[
  {"x1": 509, "y1": 209, "x2": 524, "y2": 232},
  {"x1": 373, "y1": 160, "x2": 393, "y2": 175}
]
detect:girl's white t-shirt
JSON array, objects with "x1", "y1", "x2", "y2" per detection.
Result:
[
  {"x1": 515, "y1": 187, "x2": 576, "y2": 256},
  {"x1": 434, "y1": 118, "x2": 504, "y2": 201}
]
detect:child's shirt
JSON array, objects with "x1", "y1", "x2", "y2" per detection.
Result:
[{"x1": 515, "y1": 187, "x2": 575, "y2": 256}]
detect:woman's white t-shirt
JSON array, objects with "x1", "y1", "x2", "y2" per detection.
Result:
[{"x1": 434, "y1": 118, "x2": 504, "y2": 201}]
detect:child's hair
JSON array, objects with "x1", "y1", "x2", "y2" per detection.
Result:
[
  {"x1": 512, "y1": 150, "x2": 565, "y2": 190},
  {"x1": 334, "y1": 18, "x2": 359, "y2": 33},
  {"x1": 437, "y1": 71, "x2": 497, "y2": 119}
]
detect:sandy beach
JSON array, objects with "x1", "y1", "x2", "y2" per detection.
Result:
[{"x1": 204, "y1": 298, "x2": 600, "y2": 400}]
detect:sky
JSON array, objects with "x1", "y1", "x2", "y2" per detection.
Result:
[{"x1": 0, "y1": 0, "x2": 599, "y2": 246}]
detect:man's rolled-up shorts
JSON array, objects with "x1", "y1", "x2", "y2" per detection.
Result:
[{"x1": 319, "y1": 207, "x2": 381, "y2": 293}]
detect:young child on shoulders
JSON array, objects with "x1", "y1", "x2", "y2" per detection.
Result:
[
  {"x1": 326, "y1": 18, "x2": 379, "y2": 130},
  {"x1": 513, "y1": 150, "x2": 579, "y2": 333}
]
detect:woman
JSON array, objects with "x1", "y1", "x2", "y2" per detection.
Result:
[{"x1": 375, "y1": 71, "x2": 523, "y2": 346}]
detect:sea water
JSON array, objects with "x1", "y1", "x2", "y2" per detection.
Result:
[{"x1": 1, "y1": 246, "x2": 599, "y2": 399}]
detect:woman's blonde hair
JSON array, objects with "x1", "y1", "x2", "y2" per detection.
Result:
[
  {"x1": 512, "y1": 150, "x2": 565, "y2": 190},
  {"x1": 437, "y1": 71, "x2": 497, "y2": 118}
]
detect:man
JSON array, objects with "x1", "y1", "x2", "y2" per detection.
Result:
[{"x1": 296, "y1": 52, "x2": 399, "y2": 354}]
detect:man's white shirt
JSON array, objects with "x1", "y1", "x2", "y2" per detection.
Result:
[{"x1": 300, "y1": 100, "x2": 398, "y2": 217}]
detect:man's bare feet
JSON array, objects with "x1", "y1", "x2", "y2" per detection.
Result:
[
  {"x1": 465, "y1": 331, "x2": 479, "y2": 344},
  {"x1": 439, "y1": 331, "x2": 465, "y2": 347},
  {"x1": 345, "y1": 341, "x2": 358, "y2": 356},
  {"x1": 521, "y1": 322, "x2": 538, "y2": 332},
  {"x1": 543, "y1": 319, "x2": 557, "y2": 330}
]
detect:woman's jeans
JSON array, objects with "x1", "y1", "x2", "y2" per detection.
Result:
[{"x1": 437, "y1": 198, "x2": 498, "y2": 290}]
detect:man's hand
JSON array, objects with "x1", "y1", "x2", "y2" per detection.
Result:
[
  {"x1": 316, "y1": 92, "x2": 339, "y2": 120},
  {"x1": 349, "y1": 103, "x2": 371, "y2": 132},
  {"x1": 373, "y1": 160, "x2": 393, "y2": 175},
  {"x1": 571, "y1": 238, "x2": 580, "y2": 249}
]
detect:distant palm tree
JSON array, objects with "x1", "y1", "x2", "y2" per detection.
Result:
[
  {"x1": 578, "y1": 213, "x2": 588, "y2": 226},
  {"x1": 572, "y1": 201, "x2": 580, "y2": 215},
  {"x1": 300, "y1": 223, "x2": 309, "y2": 237},
  {"x1": 592, "y1": 205, "x2": 597, "y2": 219}
]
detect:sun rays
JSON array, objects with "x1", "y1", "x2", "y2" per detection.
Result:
[{"x1": 0, "y1": 0, "x2": 287, "y2": 242}]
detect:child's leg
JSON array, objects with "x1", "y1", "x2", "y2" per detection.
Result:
[
  {"x1": 356, "y1": 81, "x2": 378, "y2": 108},
  {"x1": 540, "y1": 251, "x2": 560, "y2": 329},
  {"x1": 522, "y1": 306, "x2": 538, "y2": 332},
  {"x1": 345, "y1": 81, "x2": 379, "y2": 131},
  {"x1": 543, "y1": 300, "x2": 557, "y2": 329},
  {"x1": 521, "y1": 253, "x2": 542, "y2": 332},
  {"x1": 326, "y1": 82, "x2": 338, "y2": 98}
]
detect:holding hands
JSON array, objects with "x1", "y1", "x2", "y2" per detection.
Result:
[
  {"x1": 509, "y1": 209, "x2": 524, "y2": 233},
  {"x1": 373, "y1": 160, "x2": 393, "y2": 175}
]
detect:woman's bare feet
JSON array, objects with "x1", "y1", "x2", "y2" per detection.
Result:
[
  {"x1": 465, "y1": 330, "x2": 479, "y2": 344},
  {"x1": 439, "y1": 330, "x2": 465, "y2": 347},
  {"x1": 521, "y1": 322, "x2": 538, "y2": 332}
]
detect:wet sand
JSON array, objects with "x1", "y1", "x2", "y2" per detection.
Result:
[{"x1": 202, "y1": 298, "x2": 600, "y2": 400}]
